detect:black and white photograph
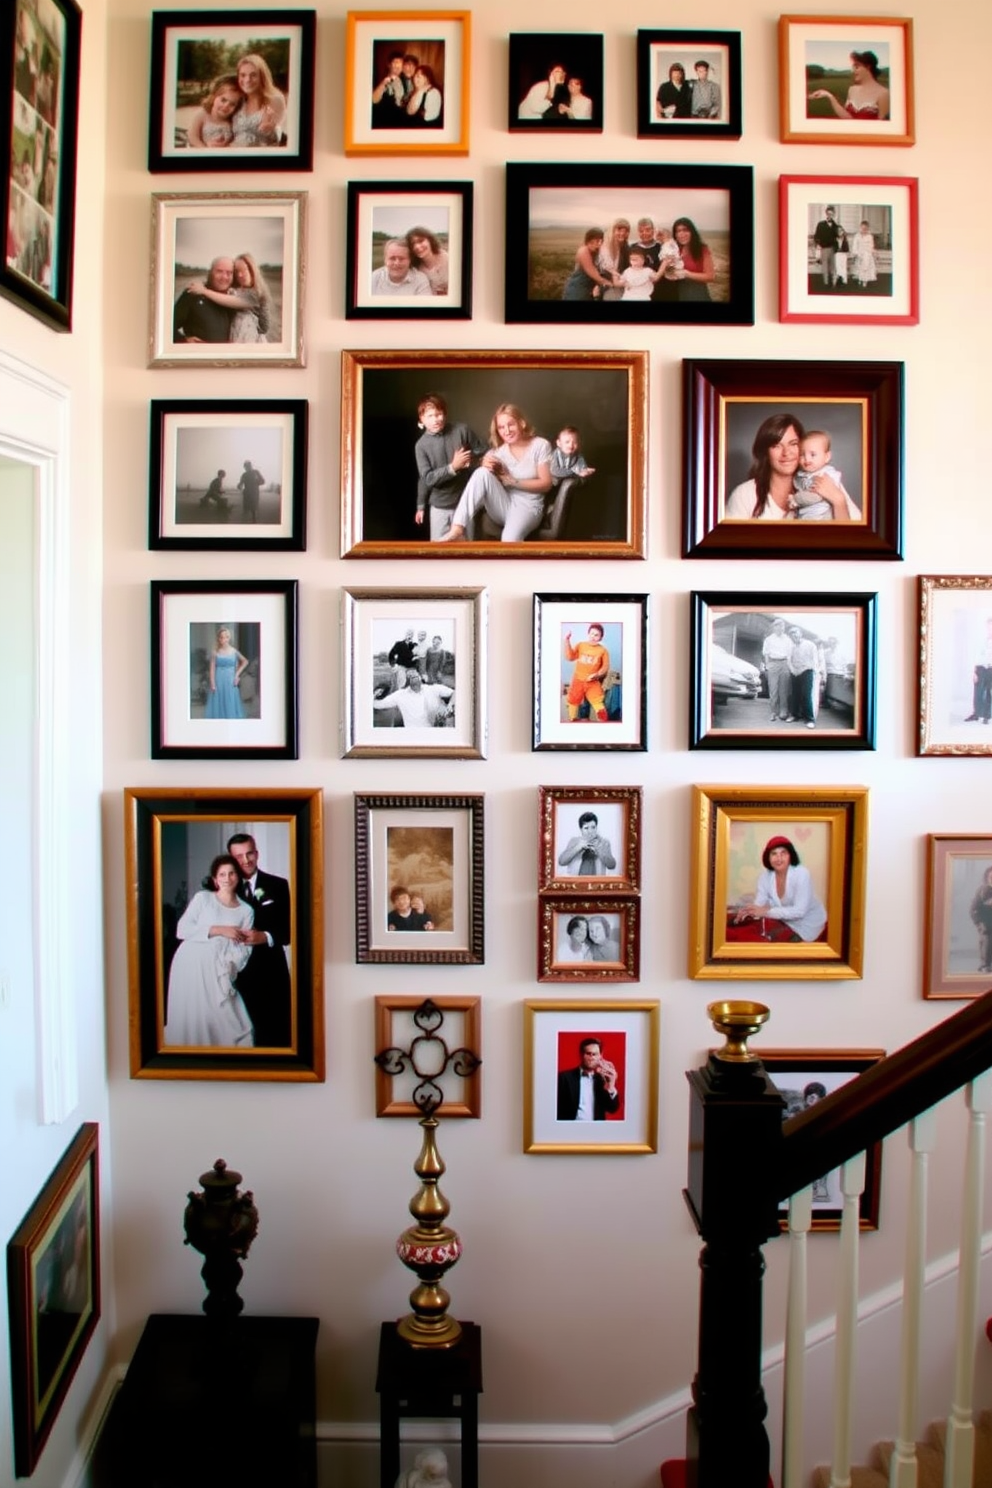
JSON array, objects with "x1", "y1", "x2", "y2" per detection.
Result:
[
  {"x1": 690, "y1": 592, "x2": 877, "y2": 751},
  {"x1": 147, "y1": 11, "x2": 315, "y2": 171},
  {"x1": 149, "y1": 190, "x2": 306, "y2": 366},
  {"x1": 342, "y1": 587, "x2": 487, "y2": 758},
  {"x1": 918, "y1": 576, "x2": 992, "y2": 756},
  {"x1": 509, "y1": 32, "x2": 603, "y2": 132},
  {"x1": 538, "y1": 896, "x2": 639, "y2": 983},
  {"x1": 149, "y1": 399, "x2": 307, "y2": 550},
  {"x1": 636, "y1": 30, "x2": 741, "y2": 138},
  {"x1": 539, "y1": 785, "x2": 641, "y2": 891},
  {"x1": 151, "y1": 579, "x2": 298, "y2": 759},
  {"x1": 345, "y1": 181, "x2": 472, "y2": 319},
  {"x1": 924, "y1": 836, "x2": 992, "y2": 998},
  {"x1": 124, "y1": 786, "x2": 325, "y2": 1080}
]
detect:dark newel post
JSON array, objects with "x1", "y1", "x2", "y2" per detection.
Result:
[{"x1": 683, "y1": 1003, "x2": 784, "y2": 1488}]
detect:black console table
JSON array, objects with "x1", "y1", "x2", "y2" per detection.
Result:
[
  {"x1": 375, "y1": 1321, "x2": 483, "y2": 1488},
  {"x1": 90, "y1": 1313, "x2": 319, "y2": 1488}
]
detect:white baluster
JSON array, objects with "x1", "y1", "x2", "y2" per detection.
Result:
[
  {"x1": 889, "y1": 1108, "x2": 938, "y2": 1488},
  {"x1": 943, "y1": 1070, "x2": 992, "y2": 1488},
  {"x1": 829, "y1": 1151, "x2": 867, "y2": 1488},
  {"x1": 782, "y1": 1186, "x2": 813, "y2": 1488}
]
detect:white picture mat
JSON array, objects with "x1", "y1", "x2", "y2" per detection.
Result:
[
  {"x1": 349, "y1": 16, "x2": 466, "y2": 150},
  {"x1": 783, "y1": 179, "x2": 914, "y2": 319},
  {"x1": 530, "y1": 1007, "x2": 654, "y2": 1149},
  {"x1": 925, "y1": 587, "x2": 992, "y2": 745},
  {"x1": 367, "y1": 806, "x2": 471, "y2": 951},
  {"x1": 159, "y1": 22, "x2": 306, "y2": 158},
  {"x1": 537, "y1": 600, "x2": 643, "y2": 747},
  {"x1": 785, "y1": 21, "x2": 909, "y2": 139},
  {"x1": 160, "y1": 590, "x2": 288, "y2": 748},
  {"x1": 355, "y1": 191, "x2": 464, "y2": 309},
  {"x1": 161, "y1": 411, "x2": 294, "y2": 539}
]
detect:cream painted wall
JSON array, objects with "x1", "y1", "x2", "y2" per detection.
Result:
[{"x1": 88, "y1": 0, "x2": 992, "y2": 1482}]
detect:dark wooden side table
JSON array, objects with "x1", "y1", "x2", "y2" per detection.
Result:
[
  {"x1": 375, "y1": 1321, "x2": 483, "y2": 1488},
  {"x1": 89, "y1": 1313, "x2": 319, "y2": 1488}
]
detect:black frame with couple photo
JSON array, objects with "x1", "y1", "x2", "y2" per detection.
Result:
[
  {"x1": 345, "y1": 180, "x2": 472, "y2": 320},
  {"x1": 636, "y1": 30, "x2": 742, "y2": 139},
  {"x1": 681, "y1": 358, "x2": 904, "y2": 560},
  {"x1": 147, "y1": 10, "x2": 316, "y2": 172},
  {"x1": 508, "y1": 32, "x2": 603, "y2": 133},
  {"x1": 124, "y1": 787, "x2": 324, "y2": 1081},
  {"x1": 504, "y1": 162, "x2": 754, "y2": 327}
]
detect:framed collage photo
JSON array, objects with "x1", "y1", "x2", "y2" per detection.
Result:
[
  {"x1": 147, "y1": 10, "x2": 316, "y2": 172},
  {"x1": 682, "y1": 358, "x2": 904, "y2": 561},
  {"x1": 923, "y1": 836, "x2": 992, "y2": 1001},
  {"x1": 124, "y1": 787, "x2": 324, "y2": 1080},
  {"x1": 779, "y1": 175, "x2": 919, "y2": 326},
  {"x1": 2, "y1": 0, "x2": 81, "y2": 330},
  {"x1": 636, "y1": 30, "x2": 742, "y2": 140},
  {"x1": 344, "y1": 10, "x2": 470, "y2": 156},
  {"x1": 341, "y1": 586, "x2": 487, "y2": 759},
  {"x1": 538, "y1": 785, "x2": 641, "y2": 893},
  {"x1": 918, "y1": 576, "x2": 992, "y2": 757},
  {"x1": 689, "y1": 591, "x2": 877, "y2": 751},
  {"x1": 761, "y1": 1049, "x2": 884, "y2": 1230},
  {"x1": 689, "y1": 784, "x2": 868, "y2": 980},
  {"x1": 149, "y1": 399, "x2": 308, "y2": 551},
  {"x1": 149, "y1": 190, "x2": 306, "y2": 367},
  {"x1": 779, "y1": 15, "x2": 914, "y2": 147},
  {"x1": 340, "y1": 348, "x2": 647, "y2": 559},
  {"x1": 150, "y1": 579, "x2": 298, "y2": 760},
  {"x1": 504, "y1": 162, "x2": 754, "y2": 327},
  {"x1": 533, "y1": 594, "x2": 647, "y2": 751},
  {"x1": 354, "y1": 793, "x2": 484, "y2": 964},
  {"x1": 374, "y1": 995, "x2": 481, "y2": 1117},
  {"x1": 508, "y1": 32, "x2": 603, "y2": 133},
  {"x1": 345, "y1": 180, "x2": 472, "y2": 319},
  {"x1": 7, "y1": 1123, "x2": 99, "y2": 1477},
  {"x1": 524, "y1": 1000, "x2": 659, "y2": 1154},
  {"x1": 538, "y1": 897, "x2": 639, "y2": 984}
]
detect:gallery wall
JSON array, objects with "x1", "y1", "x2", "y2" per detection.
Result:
[{"x1": 79, "y1": 0, "x2": 992, "y2": 1482}]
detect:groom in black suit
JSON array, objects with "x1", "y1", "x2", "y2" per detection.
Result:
[
  {"x1": 557, "y1": 1037, "x2": 620, "y2": 1120},
  {"x1": 227, "y1": 832, "x2": 292, "y2": 1048}
]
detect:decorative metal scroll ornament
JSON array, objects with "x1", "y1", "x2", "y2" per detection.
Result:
[{"x1": 374, "y1": 999, "x2": 481, "y2": 1349}]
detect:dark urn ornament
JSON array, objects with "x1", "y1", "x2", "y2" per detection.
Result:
[{"x1": 183, "y1": 1158, "x2": 259, "y2": 1318}]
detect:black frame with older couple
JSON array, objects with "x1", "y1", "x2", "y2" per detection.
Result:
[{"x1": 505, "y1": 163, "x2": 754, "y2": 326}]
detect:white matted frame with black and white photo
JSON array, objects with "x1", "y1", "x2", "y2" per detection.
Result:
[{"x1": 342, "y1": 586, "x2": 487, "y2": 759}]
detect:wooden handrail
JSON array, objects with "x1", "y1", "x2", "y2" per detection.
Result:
[{"x1": 775, "y1": 989, "x2": 992, "y2": 1202}]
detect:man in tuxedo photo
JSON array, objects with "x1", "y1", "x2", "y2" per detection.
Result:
[
  {"x1": 227, "y1": 832, "x2": 292, "y2": 1047},
  {"x1": 556, "y1": 1036, "x2": 620, "y2": 1121}
]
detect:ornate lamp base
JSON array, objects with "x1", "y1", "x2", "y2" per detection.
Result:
[{"x1": 396, "y1": 1116, "x2": 462, "y2": 1348}]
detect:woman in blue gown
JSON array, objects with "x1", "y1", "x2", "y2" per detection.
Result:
[{"x1": 205, "y1": 626, "x2": 248, "y2": 719}]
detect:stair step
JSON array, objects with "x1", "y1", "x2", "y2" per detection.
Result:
[
  {"x1": 874, "y1": 1439, "x2": 945, "y2": 1488},
  {"x1": 811, "y1": 1467, "x2": 886, "y2": 1488}
]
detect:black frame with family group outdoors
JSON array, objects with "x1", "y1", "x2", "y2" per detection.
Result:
[{"x1": 504, "y1": 162, "x2": 754, "y2": 327}]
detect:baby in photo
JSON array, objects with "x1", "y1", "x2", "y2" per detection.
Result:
[{"x1": 791, "y1": 429, "x2": 843, "y2": 521}]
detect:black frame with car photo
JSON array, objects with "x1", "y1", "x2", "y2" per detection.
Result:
[
  {"x1": 147, "y1": 10, "x2": 316, "y2": 172},
  {"x1": 508, "y1": 32, "x2": 603, "y2": 133},
  {"x1": 2, "y1": 0, "x2": 81, "y2": 329},
  {"x1": 124, "y1": 786, "x2": 324, "y2": 1080},
  {"x1": 682, "y1": 358, "x2": 904, "y2": 560},
  {"x1": 689, "y1": 590, "x2": 877, "y2": 751},
  {"x1": 504, "y1": 162, "x2": 754, "y2": 327},
  {"x1": 345, "y1": 179, "x2": 472, "y2": 320},
  {"x1": 636, "y1": 30, "x2": 742, "y2": 140}
]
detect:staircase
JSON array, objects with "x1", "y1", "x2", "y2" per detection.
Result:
[{"x1": 812, "y1": 1409, "x2": 992, "y2": 1487}]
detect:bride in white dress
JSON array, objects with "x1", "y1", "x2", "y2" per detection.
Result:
[{"x1": 163, "y1": 854, "x2": 255, "y2": 1047}]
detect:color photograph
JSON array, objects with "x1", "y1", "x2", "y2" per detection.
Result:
[
  {"x1": 509, "y1": 32, "x2": 603, "y2": 131},
  {"x1": 346, "y1": 181, "x2": 472, "y2": 318},
  {"x1": 636, "y1": 30, "x2": 741, "y2": 138},
  {"x1": 533, "y1": 594, "x2": 647, "y2": 750},
  {"x1": 779, "y1": 16, "x2": 914, "y2": 145},
  {"x1": 345, "y1": 11, "x2": 469, "y2": 156}
]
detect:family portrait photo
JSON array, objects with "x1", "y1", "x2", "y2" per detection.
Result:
[
  {"x1": 524, "y1": 1000, "x2": 658, "y2": 1153},
  {"x1": 345, "y1": 12, "x2": 469, "y2": 156},
  {"x1": 509, "y1": 32, "x2": 603, "y2": 131},
  {"x1": 372, "y1": 618, "x2": 455, "y2": 730},
  {"x1": 341, "y1": 350, "x2": 646, "y2": 556},
  {"x1": 148, "y1": 12, "x2": 315, "y2": 170},
  {"x1": 346, "y1": 182, "x2": 471, "y2": 317},
  {"x1": 505, "y1": 164, "x2": 753, "y2": 325},
  {"x1": 636, "y1": 30, "x2": 741, "y2": 137},
  {"x1": 690, "y1": 591, "x2": 876, "y2": 750},
  {"x1": 3, "y1": 0, "x2": 78, "y2": 328},
  {"x1": 150, "y1": 399, "x2": 306, "y2": 549},
  {"x1": 150, "y1": 192, "x2": 305, "y2": 366},
  {"x1": 924, "y1": 836, "x2": 992, "y2": 999},
  {"x1": 779, "y1": 17, "x2": 914, "y2": 145},
  {"x1": 533, "y1": 594, "x2": 648, "y2": 750},
  {"x1": 805, "y1": 199, "x2": 892, "y2": 298},
  {"x1": 919, "y1": 576, "x2": 992, "y2": 756},
  {"x1": 539, "y1": 785, "x2": 641, "y2": 891}
]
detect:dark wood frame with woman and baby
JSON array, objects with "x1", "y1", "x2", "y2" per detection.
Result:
[
  {"x1": 689, "y1": 783, "x2": 868, "y2": 981},
  {"x1": 124, "y1": 787, "x2": 324, "y2": 1081},
  {"x1": 340, "y1": 349, "x2": 647, "y2": 558},
  {"x1": 504, "y1": 163, "x2": 753, "y2": 326},
  {"x1": 681, "y1": 358, "x2": 904, "y2": 560},
  {"x1": 147, "y1": 10, "x2": 316, "y2": 172}
]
